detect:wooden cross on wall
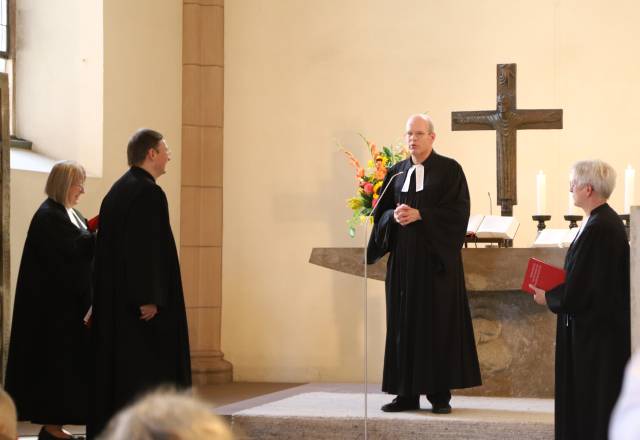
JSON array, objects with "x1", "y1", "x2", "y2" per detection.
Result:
[{"x1": 451, "y1": 63, "x2": 563, "y2": 217}]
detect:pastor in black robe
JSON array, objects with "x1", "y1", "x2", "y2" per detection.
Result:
[
  {"x1": 368, "y1": 151, "x2": 481, "y2": 398},
  {"x1": 545, "y1": 203, "x2": 630, "y2": 440},
  {"x1": 87, "y1": 167, "x2": 191, "y2": 438},
  {"x1": 5, "y1": 199, "x2": 94, "y2": 425}
]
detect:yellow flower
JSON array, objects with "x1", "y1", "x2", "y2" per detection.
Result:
[
  {"x1": 373, "y1": 181, "x2": 383, "y2": 194},
  {"x1": 347, "y1": 197, "x2": 363, "y2": 209}
]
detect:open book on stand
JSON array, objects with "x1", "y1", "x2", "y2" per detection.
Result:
[
  {"x1": 532, "y1": 228, "x2": 578, "y2": 248},
  {"x1": 467, "y1": 214, "x2": 520, "y2": 240}
]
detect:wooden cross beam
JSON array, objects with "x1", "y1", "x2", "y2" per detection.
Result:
[{"x1": 451, "y1": 63, "x2": 563, "y2": 217}]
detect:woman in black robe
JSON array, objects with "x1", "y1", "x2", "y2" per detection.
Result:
[
  {"x1": 5, "y1": 161, "x2": 95, "y2": 440},
  {"x1": 531, "y1": 160, "x2": 630, "y2": 440}
]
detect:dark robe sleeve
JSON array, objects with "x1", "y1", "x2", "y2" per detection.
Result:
[
  {"x1": 32, "y1": 207, "x2": 95, "y2": 297},
  {"x1": 545, "y1": 224, "x2": 608, "y2": 314},
  {"x1": 123, "y1": 185, "x2": 170, "y2": 308},
  {"x1": 367, "y1": 167, "x2": 399, "y2": 264},
  {"x1": 418, "y1": 161, "x2": 470, "y2": 261}
]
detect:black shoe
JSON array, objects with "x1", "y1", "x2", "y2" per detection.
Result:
[
  {"x1": 381, "y1": 395, "x2": 420, "y2": 412},
  {"x1": 38, "y1": 427, "x2": 72, "y2": 440},
  {"x1": 432, "y1": 402, "x2": 452, "y2": 414}
]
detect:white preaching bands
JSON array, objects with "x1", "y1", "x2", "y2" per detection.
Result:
[
  {"x1": 67, "y1": 208, "x2": 87, "y2": 230},
  {"x1": 401, "y1": 164, "x2": 424, "y2": 193}
]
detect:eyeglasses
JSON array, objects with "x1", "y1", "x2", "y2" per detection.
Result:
[
  {"x1": 405, "y1": 131, "x2": 429, "y2": 138},
  {"x1": 569, "y1": 180, "x2": 590, "y2": 192}
]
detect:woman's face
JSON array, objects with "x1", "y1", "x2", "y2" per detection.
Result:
[{"x1": 67, "y1": 179, "x2": 85, "y2": 207}]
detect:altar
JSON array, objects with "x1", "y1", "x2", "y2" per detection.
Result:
[{"x1": 309, "y1": 247, "x2": 567, "y2": 398}]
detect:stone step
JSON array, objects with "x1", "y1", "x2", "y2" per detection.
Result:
[{"x1": 231, "y1": 392, "x2": 554, "y2": 440}]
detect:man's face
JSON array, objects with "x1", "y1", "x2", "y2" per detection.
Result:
[
  {"x1": 405, "y1": 117, "x2": 435, "y2": 160},
  {"x1": 152, "y1": 140, "x2": 171, "y2": 176}
]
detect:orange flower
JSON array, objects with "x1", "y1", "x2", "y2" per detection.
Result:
[
  {"x1": 374, "y1": 156, "x2": 387, "y2": 180},
  {"x1": 342, "y1": 150, "x2": 365, "y2": 180},
  {"x1": 369, "y1": 142, "x2": 379, "y2": 160}
]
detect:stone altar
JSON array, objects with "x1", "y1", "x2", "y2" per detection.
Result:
[{"x1": 309, "y1": 247, "x2": 567, "y2": 398}]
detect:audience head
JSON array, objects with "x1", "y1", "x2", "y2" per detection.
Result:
[
  {"x1": 127, "y1": 128, "x2": 171, "y2": 178},
  {"x1": 570, "y1": 159, "x2": 616, "y2": 200},
  {"x1": 45, "y1": 160, "x2": 87, "y2": 208},
  {"x1": 0, "y1": 387, "x2": 17, "y2": 440},
  {"x1": 98, "y1": 389, "x2": 234, "y2": 440}
]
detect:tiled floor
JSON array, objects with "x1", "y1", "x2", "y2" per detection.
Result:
[{"x1": 17, "y1": 382, "x2": 302, "y2": 439}]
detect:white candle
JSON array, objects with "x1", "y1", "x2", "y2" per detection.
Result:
[
  {"x1": 568, "y1": 192, "x2": 575, "y2": 215},
  {"x1": 624, "y1": 165, "x2": 635, "y2": 214},
  {"x1": 536, "y1": 170, "x2": 547, "y2": 215}
]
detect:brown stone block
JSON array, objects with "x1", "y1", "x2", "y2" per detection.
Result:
[
  {"x1": 199, "y1": 246, "x2": 222, "y2": 307},
  {"x1": 200, "y1": 187, "x2": 222, "y2": 246},
  {"x1": 180, "y1": 186, "x2": 200, "y2": 246},
  {"x1": 202, "y1": 66, "x2": 223, "y2": 126},
  {"x1": 180, "y1": 246, "x2": 221, "y2": 308},
  {"x1": 182, "y1": 65, "x2": 201, "y2": 125},
  {"x1": 182, "y1": 125, "x2": 202, "y2": 186},
  {"x1": 186, "y1": 307, "x2": 221, "y2": 352},
  {"x1": 202, "y1": 126, "x2": 223, "y2": 187},
  {"x1": 180, "y1": 246, "x2": 199, "y2": 307},
  {"x1": 183, "y1": 4, "x2": 201, "y2": 65},
  {"x1": 185, "y1": 0, "x2": 223, "y2": 5},
  {"x1": 191, "y1": 350, "x2": 233, "y2": 385},
  {"x1": 201, "y1": 5, "x2": 224, "y2": 66}
]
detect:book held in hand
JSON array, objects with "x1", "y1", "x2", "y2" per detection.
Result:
[
  {"x1": 466, "y1": 214, "x2": 520, "y2": 240},
  {"x1": 88, "y1": 215, "x2": 99, "y2": 232},
  {"x1": 521, "y1": 257, "x2": 566, "y2": 294}
]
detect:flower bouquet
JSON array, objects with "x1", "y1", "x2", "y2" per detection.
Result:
[{"x1": 341, "y1": 135, "x2": 408, "y2": 237}]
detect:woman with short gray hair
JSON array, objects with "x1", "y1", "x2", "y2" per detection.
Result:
[{"x1": 530, "y1": 159, "x2": 631, "y2": 440}]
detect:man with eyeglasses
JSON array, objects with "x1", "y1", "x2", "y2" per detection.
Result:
[
  {"x1": 88, "y1": 129, "x2": 191, "y2": 439},
  {"x1": 368, "y1": 114, "x2": 481, "y2": 414}
]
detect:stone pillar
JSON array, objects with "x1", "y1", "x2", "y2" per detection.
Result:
[
  {"x1": 631, "y1": 206, "x2": 639, "y2": 352},
  {"x1": 181, "y1": 0, "x2": 231, "y2": 384}
]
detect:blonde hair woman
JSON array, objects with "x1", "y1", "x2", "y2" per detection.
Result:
[{"x1": 5, "y1": 161, "x2": 95, "y2": 440}]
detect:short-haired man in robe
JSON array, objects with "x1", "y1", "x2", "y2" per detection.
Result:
[
  {"x1": 87, "y1": 129, "x2": 192, "y2": 438},
  {"x1": 368, "y1": 114, "x2": 481, "y2": 413}
]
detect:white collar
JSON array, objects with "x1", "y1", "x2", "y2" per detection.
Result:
[{"x1": 401, "y1": 164, "x2": 424, "y2": 192}]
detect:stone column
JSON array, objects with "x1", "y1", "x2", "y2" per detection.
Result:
[
  {"x1": 631, "y1": 206, "x2": 639, "y2": 351},
  {"x1": 181, "y1": 0, "x2": 232, "y2": 384}
]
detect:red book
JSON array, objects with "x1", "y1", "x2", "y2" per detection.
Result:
[
  {"x1": 521, "y1": 258, "x2": 566, "y2": 294},
  {"x1": 87, "y1": 215, "x2": 99, "y2": 232}
]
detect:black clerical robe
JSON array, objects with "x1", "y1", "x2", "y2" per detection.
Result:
[
  {"x1": 5, "y1": 199, "x2": 93, "y2": 425},
  {"x1": 545, "y1": 203, "x2": 630, "y2": 440},
  {"x1": 368, "y1": 152, "x2": 481, "y2": 396},
  {"x1": 88, "y1": 167, "x2": 191, "y2": 438}
]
